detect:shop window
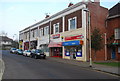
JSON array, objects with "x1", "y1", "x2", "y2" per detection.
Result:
[
  {"x1": 54, "y1": 23, "x2": 59, "y2": 34},
  {"x1": 114, "y1": 28, "x2": 120, "y2": 39},
  {"x1": 68, "y1": 17, "x2": 77, "y2": 31},
  {"x1": 44, "y1": 26, "x2": 49, "y2": 36}
]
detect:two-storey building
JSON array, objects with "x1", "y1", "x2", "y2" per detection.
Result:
[
  {"x1": 106, "y1": 2, "x2": 120, "y2": 61},
  {"x1": 19, "y1": 0, "x2": 108, "y2": 61}
]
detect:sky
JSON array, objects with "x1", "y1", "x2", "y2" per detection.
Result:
[{"x1": 0, "y1": 0, "x2": 120, "y2": 40}]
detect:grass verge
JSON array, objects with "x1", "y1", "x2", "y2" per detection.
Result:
[{"x1": 94, "y1": 62, "x2": 120, "y2": 67}]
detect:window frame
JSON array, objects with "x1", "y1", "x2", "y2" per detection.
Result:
[
  {"x1": 53, "y1": 23, "x2": 59, "y2": 34},
  {"x1": 68, "y1": 17, "x2": 77, "y2": 31},
  {"x1": 44, "y1": 26, "x2": 49, "y2": 36},
  {"x1": 114, "y1": 28, "x2": 120, "y2": 39},
  {"x1": 40, "y1": 28, "x2": 43, "y2": 37}
]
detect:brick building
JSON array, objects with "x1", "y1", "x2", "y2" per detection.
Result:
[
  {"x1": 19, "y1": 0, "x2": 109, "y2": 61},
  {"x1": 106, "y1": 2, "x2": 120, "y2": 61}
]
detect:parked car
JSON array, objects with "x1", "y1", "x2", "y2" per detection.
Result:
[
  {"x1": 31, "y1": 49, "x2": 46, "y2": 59},
  {"x1": 16, "y1": 49, "x2": 23, "y2": 55},
  {"x1": 10, "y1": 48, "x2": 17, "y2": 54},
  {"x1": 23, "y1": 50, "x2": 31, "y2": 57}
]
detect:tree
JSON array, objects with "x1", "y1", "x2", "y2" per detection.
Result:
[{"x1": 91, "y1": 27, "x2": 103, "y2": 61}]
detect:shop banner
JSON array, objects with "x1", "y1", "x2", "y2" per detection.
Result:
[
  {"x1": 62, "y1": 40, "x2": 80, "y2": 46},
  {"x1": 65, "y1": 35, "x2": 84, "y2": 41},
  {"x1": 52, "y1": 34, "x2": 60, "y2": 39}
]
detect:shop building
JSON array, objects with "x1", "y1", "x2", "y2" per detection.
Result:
[
  {"x1": 19, "y1": 0, "x2": 108, "y2": 61},
  {"x1": 106, "y1": 2, "x2": 120, "y2": 61}
]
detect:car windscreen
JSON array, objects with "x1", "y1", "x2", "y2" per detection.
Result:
[
  {"x1": 18, "y1": 49, "x2": 22, "y2": 51},
  {"x1": 12, "y1": 48, "x2": 16, "y2": 50},
  {"x1": 27, "y1": 50, "x2": 31, "y2": 52},
  {"x1": 36, "y1": 50, "x2": 43, "y2": 53}
]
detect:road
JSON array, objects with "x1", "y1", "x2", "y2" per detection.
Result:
[{"x1": 1, "y1": 50, "x2": 119, "y2": 79}]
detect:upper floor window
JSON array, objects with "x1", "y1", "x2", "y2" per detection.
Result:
[
  {"x1": 115, "y1": 28, "x2": 120, "y2": 39},
  {"x1": 44, "y1": 26, "x2": 49, "y2": 36},
  {"x1": 40, "y1": 28, "x2": 43, "y2": 37},
  {"x1": 68, "y1": 17, "x2": 77, "y2": 30},
  {"x1": 54, "y1": 23, "x2": 59, "y2": 34},
  {"x1": 32, "y1": 30, "x2": 34, "y2": 38}
]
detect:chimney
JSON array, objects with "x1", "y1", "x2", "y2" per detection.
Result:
[
  {"x1": 68, "y1": 2, "x2": 74, "y2": 7},
  {"x1": 94, "y1": 0, "x2": 100, "y2": 5},
  {"x1": 45, "y1": 13, "x2": 50, "y2": 18}
]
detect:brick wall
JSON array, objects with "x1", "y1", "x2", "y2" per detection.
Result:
[{"x1": 88, "y1": 2, "x2": 108, "y2": 61}]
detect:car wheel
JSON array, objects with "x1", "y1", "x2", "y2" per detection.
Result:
[{"x1": 30, "y1": 55, "x2": 32, "y2": 58}]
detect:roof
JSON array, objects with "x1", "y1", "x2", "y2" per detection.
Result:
[
  {"x1": 0, "y1": 36, "x2": 13, "y2": 42},
  {"x1": 108, "y1": 2, "x2": 120, "y2": 17},
  {"x1": 19, "y1": 2, "x2": 87, "y2": 33}
]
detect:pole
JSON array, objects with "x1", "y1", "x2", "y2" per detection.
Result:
[
  {"x1": 104, "y1": 33, "x2": 107, "y2": 60},
  {"x1": 88, "y1": 11, "x2": 92, "y2": 67},
  {"x1": 29, "y1": 29, "x2": 31, "y2": 50}
]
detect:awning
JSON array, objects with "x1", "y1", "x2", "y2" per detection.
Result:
[
  {"x1": 112, "y1": 40, "x2": 120, "y2": 45},
  {"x1": 48, "y1": 42, "x2": 62, "y2": 47}
]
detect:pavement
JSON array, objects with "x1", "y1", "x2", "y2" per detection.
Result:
[
  {"x1": 0, "y1": 59, "x2": 4, "y2": 81},
  {"x1": 48, "y1": 57, "x2": 120, "y2": 76},
  {"x1": 0, "y1": 50, "x2": 5, "y2": 81}
]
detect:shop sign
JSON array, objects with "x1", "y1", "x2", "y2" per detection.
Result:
[
  {"x1": 19, "y1": 41, "x2": 23, "y2": 45},
  {"x1": 52, "y1": 34, "x2": 60, "y2": 39},
  {"x1": 65, "y1": 35, "x2": 84, "y2": 41},
  {"x1": 76, "y1": 52, "x2": 82, "y2": 57},
  {"x1": 62, "y1": 40, "x2": 80, "y2": 46}
]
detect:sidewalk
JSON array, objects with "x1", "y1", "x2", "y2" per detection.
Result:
[
  {"x1": 0, "y1": 59, "x2": 4, "y2": 81},
  {"x1": 47, "y1": 57, "x2": 120, "y2": 76}
]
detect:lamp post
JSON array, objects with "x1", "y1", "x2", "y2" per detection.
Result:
[{"x1": 84, "y1": 8, "x2": 92, "y2": 67}]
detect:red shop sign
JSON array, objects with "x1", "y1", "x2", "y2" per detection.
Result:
[
  {"x1": 65, "y1": 35, "x2": 84, "y2": 41},
  {"x1": 52, "y1": 34, "x2": 60, "y2": 39}
]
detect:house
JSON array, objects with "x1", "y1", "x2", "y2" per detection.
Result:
[
  {"x1": 0, "y1": 36, "x2": 13, "y2": 50},
  {"x1": 106, "y1": 2, "x2": 120, "y2": 61},
  {"x1": 19, "y1": 0, "x2": 108, "y2": 61}
]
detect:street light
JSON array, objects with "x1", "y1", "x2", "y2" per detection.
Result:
[{"x1": 83, "y1": 8, "x2": 92, "y2": 67}]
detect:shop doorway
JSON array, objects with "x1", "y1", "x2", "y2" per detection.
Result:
[
  {"x1": 65, "y1": 45, "x2": 82, "y2": 59},
  {"x1": 51, "y1": 47, "x2": 62, "y2": 57}
]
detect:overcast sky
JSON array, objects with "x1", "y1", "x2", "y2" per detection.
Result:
[{"x1": 0, "y1": 0, "x2": 119, "y2": 39}]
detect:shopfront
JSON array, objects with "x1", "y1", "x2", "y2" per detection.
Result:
[
  {"x1": 19, "y1": 40, "x2": 23, "y2": 49},
  {"x1": 48, "y1": 42, "x2": 62, "y2": 57},
  {"x1": 24, "y1": 41, "x2": 29, "y2": 50},
  {"x1": 30, "y1": 40, "x2": 37, "y2": 49},
  {"x1": 62, "y1": 40, "x2": 83, "y2": 59},
  {"x1": 62, "y1": 34, "x2": 85, "y2": 60},
  {"x1": 48, "y1": 34, "x2": 62, "y2": 58}
]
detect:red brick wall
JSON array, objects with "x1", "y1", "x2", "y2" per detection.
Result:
[
  {"x1": 39, "y1": 22, "x2": 50, "y2": 36},
  {"x1": 64, "y1": 10, "x2": 82, "y2": 31},
  {"x1": 51, "y1": 17, "x2": 62, "y2": 34},
  {"x1": 88, "y1": 2, "x2": 108, "y2": 61},
  {"x1": 107, "y1": 17, "x2": 120, "y2": 61}
]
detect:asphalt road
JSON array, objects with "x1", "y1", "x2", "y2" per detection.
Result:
[{"x1": 2, "y1": 50, "x2": 119, "y2": 79}]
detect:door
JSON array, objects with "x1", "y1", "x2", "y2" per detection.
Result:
[{"x1": 111, "y1": 47, "x2": 116, "y2": 59}]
